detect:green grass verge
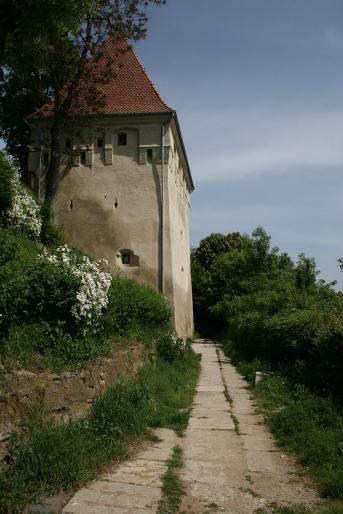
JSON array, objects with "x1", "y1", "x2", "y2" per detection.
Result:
[
  {"x1": 230, "y1": 359, "x2": 343, "y2": 513},
  {"x1": 158, "y1": 445, "x2": 185, "y2": 514},
  {"x1": 255, "y1": 500, "x2": 343, "y2": 514},
  {"x1": 0, "y1": 350, "x2": 200, "y2": 514}
]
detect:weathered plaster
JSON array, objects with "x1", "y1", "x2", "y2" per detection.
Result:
[{"x1": 28, "y1": 114, "x2": 194, "y2": 337}]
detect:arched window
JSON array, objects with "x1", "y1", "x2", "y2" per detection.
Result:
[{"x1": 118, "y1": 249, "x2": 139, "y2": 267}]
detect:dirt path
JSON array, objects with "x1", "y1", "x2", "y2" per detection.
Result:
[{"x1": 180, "y1": 340, "x2": 319, "y2": 514}]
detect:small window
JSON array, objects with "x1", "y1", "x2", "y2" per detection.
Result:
[
  {"x1": 121, "y1": 252, "x2": 131, "y2": 265},
  {"x1": 80, "y1": 151, "x2": 86, "y2": 166},
  {"x1": 65, "y1": 138, "x2": 71, "y2": 149},
  {"x1": 118, "y1": 132, "x2": 127, "y2": 146},
  {"x1": 43, "y1": 152, "x2": 49, "y2": 167},
  {"x1": 97, "y1": 137, "x2": 103, "y2": 148},
  {"x1": 147, "y1": 149, "x2": 153, "y2": 164}
]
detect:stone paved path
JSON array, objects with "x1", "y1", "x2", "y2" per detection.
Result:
[
  {"x1": 61, "y1": 340, "x2": 319, "y2": 514},
  {"x1": 62, "y1": 428, "x2": 178, "y2": 513},
  {"x1": 180, "y1": 340, "x2": 319, "y2": 513}
]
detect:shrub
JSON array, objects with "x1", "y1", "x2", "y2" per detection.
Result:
[
  {"x1": 254, "y1": 374, "x2": 343, "y2": 499},
  {"x1": 156, "y1": 331, "x2": 190, "y2": 363},
  {"x1": 38, "y1": 245, "x2": 112, "y2": 331},
  {"x1": 0, "y1": 151, "x2": 15, "y2": 214},
  {"x1": 6, "y1": 182, "x2": 42, "y2": 239},
  {"x1": 103, "y1": 276, "x2": 171, "y2": 334},
  {"x1": 0, "y1": 229, "x2": 38, "y2": 333}
]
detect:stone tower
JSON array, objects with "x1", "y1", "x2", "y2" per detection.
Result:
[{"x1": 27, "y1": 39, "x2": 194, "y2": 337}]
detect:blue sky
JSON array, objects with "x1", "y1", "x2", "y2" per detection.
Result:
[{"x1": 135, "y1": 0, "x2": 343, "y2": 287}]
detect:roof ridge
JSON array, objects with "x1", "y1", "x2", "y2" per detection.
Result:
[{"x1": 130, "y1": 44, "x2": 172, "y2": 111}]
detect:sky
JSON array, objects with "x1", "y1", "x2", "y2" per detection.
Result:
[{"x1": 134, "y1": 0, "x2": 343, "y2": 287}]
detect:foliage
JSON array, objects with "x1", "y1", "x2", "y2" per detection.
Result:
[
  {"x1": 191, "y1": 232, "x2": 250, "y2": 271},
  {"x1": 0, "y1": 223, "x2": 173, "y2": 369},
  {"x1": 192, "y1": 227, "x2": 343, "y2": 396},
  {"x1": 0, "y1": 0, "x2": 166, "y2": 196},
  {"x1": 255, "y1": 502, "x2": 343, "y2": 514},
  {"x1": 6, "y1": 182, "x2": 42, "y2": 239},
  {"x1": 241, "y1": 371, "x2": 343, "y2": 501},
  {"x1": 0, "y1": 69, "x2": 49, "y2": 176},
  {"x1": 103, "y1": 276, "x2": 171, "y2": 335},
  {"x1": 0, "y1": 349, "x2": 200, "y2": 513},
  {"x1": 0, "y1": 152, "x2": 42, "y2": 238},
  {"x1": 0, "y1": 151, "x2": 15, "y2": 213},
  {"x1": 156, "y1": 331, "x2": 191, "y2": 363},
  {"x1": 39, "y1": 245, "x2": 112, "y2": 329}
]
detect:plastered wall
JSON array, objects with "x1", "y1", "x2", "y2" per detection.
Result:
[{"x1": 28, "y1": 115, "x2": 194, "y2": 337}]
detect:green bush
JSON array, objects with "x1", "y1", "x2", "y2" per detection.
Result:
[
  {"x1": 0, "y1": 229, "x2": 78, "y2": 337},
  {"x1": 104, "y1": 276, "x2": 171, "y2": 334},
  {"x1": 156, "y1": 332, "x2": 191, "y2": 363},
  {"x1": 194, "y1": 228, "x2": 343, "y2": 397},
  {"x1": 0, "y1": 152, "x2": 15, "y2": 214},
  {"x1": 0, "y1": 219, "x2": 172, "y2": 369},
  {"x1": 254, "y1": 374, "x2": 343, "y2": 499},
  {"x1": 0, "y1": 229, "x2": 37, "y2": 332}
]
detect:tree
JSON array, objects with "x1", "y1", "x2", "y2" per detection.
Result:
[
  {"x1": 1, "y1": 0, "x2": 165, "y2": 202},
  {"x1": 192, "y1": 232, "x2": 250, "y2": 271}
]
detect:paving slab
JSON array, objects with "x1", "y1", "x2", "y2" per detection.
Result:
[
  {"x1": 180, "y1": 341, "x2": 319, "y2": 514},
  {"x1": 63, "y1": 341, "x2": 320, "y2": 514},
  {"x1": 62, "y1": 429, "x2": 176, "y2": 513}
]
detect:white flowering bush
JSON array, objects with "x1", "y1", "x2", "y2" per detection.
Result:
[
  {"x1": 6, "y1": 181, "x2": 42, "y2": 239},
  {"x1": 40, "y1": 245, "x2": 112, "y2": 329}
]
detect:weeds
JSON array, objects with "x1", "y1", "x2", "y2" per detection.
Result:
[
  {"x1": 231, "y1": 414, "x2": 240, "y2": 434},
  {"x1": 158, "y1": 445, "x2": 185, "y2": 514},
  {"x1": 255, "y1": 501, "x2": 343, "y2": 514},
  {"x1": 0, "y1": 350, "x2": 200, "y2": 514},
  {"x1": 216, "y1": 345, "x2": 240, "y2": 434},
  {"x1": 232, "y1": 365, "x2": 343, "y2": 504}
]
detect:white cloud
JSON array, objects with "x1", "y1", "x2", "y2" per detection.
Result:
[{"x1": 189, "y1": 108, "x2": 343, "y2": 182}]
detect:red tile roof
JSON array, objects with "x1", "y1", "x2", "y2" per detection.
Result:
[{"x1": 29, "y1": 38, "x2": 172, "y2": 119}]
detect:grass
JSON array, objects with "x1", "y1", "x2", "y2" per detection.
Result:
[
  {"x1": 231, "y1": 359, "x2": 343, "y2": 513},
  {"x1": 255, "y1": 501, "x2": 343, "y2": 514},
  {"x1": 215, "y1": 345, "x2": 240, "y2": 434},
  {"x1": 158, "y1": 445, "x2": 185, "y2": 514},
  {"x1": 0, "y1": 350, "x2": 200, "y2": 514}
]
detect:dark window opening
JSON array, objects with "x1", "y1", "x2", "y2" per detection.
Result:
[
  {"x1": 80, "y1": 151, "x2": 86, "y2": 166},
  {"x1": 114, "y1": 197, "x2": 118, "y2": 208},
  {"x1": 97, "y1": 137, "x2": 103, "y2": 148},
  {"x1": 69, "y1": 199, "x2": 73, "y2": 211},
  {"x1": 43, "y1": 152, "x2": 49, "y2": 167},
  {"x1": 65, "y1": 138, "x2": 71, "y2": 149},
  {"x1": 118, "y1": 132, "x2": 127, "y2": 146},
  {"x1": 121, "y1": 253, "x2": 131, "y2": 265},
  {"x1": 147, "y1": 149, "x2": 153, "y2": 164}
]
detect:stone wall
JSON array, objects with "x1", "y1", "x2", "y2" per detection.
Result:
[{"x1": 0, "y1": 345, "x2": 147, "y2": 462}]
